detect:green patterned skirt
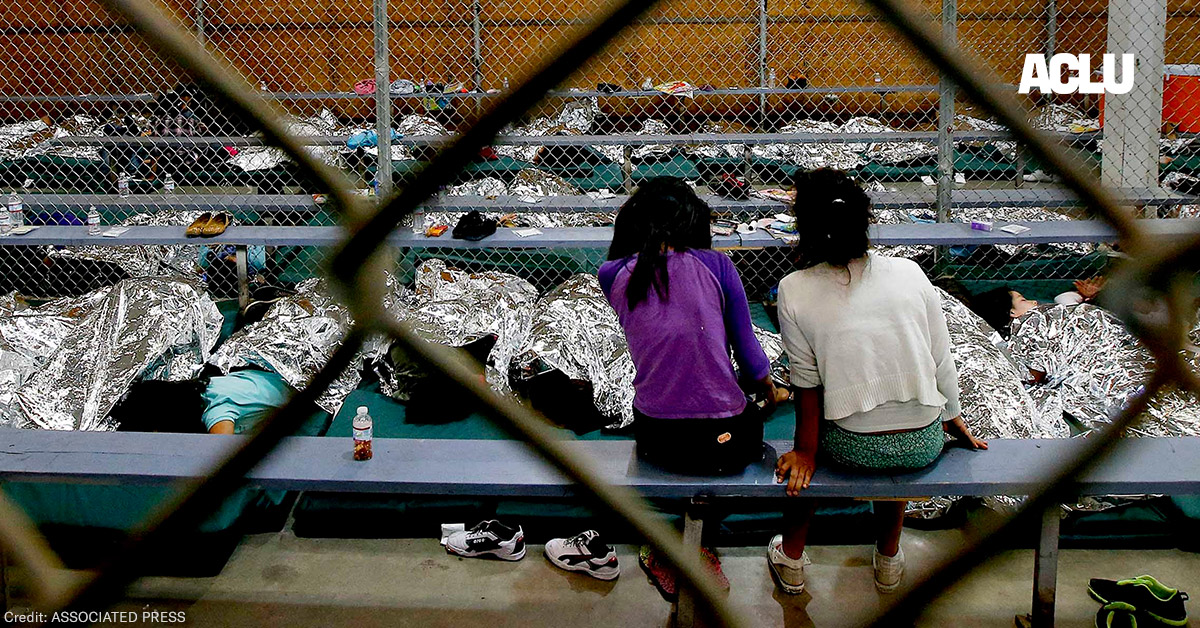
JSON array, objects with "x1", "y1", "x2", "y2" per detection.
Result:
[{"x1": 820, "y1": 418, "x2": 945, "y2": 472}]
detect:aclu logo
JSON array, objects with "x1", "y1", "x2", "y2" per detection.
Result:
[{"x1": 1018, "y1": 53, "x2": 1135, "y2": 95}]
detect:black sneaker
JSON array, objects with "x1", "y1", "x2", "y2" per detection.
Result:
[
  {"x1": 444, "y1": 520, "x2": 526, "y2": 561},
  {"x1": 1089, "y1": 576, "x2": 1189, "y2": 626},
  {"x1": 544, "y1": 530, "x2": 620, "y2": 580}
]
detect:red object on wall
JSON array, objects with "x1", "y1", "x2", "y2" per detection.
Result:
[{"x1": 1100, "y1": 65, "x2": 1200, "y2": 132}]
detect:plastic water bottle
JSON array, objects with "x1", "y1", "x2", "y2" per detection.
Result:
[
  {"x1": 352, "y1": 406, "x2": 373, "y2": 461},
  {"x1": 163, "y1": 173, "x2": 175, "y2": 194},
  {"x1": 7, "y1": 190, "x2": 23, "y2": 229},
  {"x1": 503, "y1": 77, "x2": 509, "y2": 91},
  {"x1": 117, "y1": 172, "x2": 131, "y2": 198},
  {"x1": 87, "y1": 205, "x2": 101, "y2": 235},
  {"x1": 874, "y1": 71, "x2": 883, "y2": 85},
  {"x1": 768, "y1": 68, "x2": 777, "y2": 88},
  {"x1": 0, "y1": 205, "x2": 10, "y2": 235},
  {"x1": 412, "y1": 207, "x2": 425, "y2": 234}
]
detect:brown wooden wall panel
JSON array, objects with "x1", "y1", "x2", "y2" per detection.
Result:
[
  {"x1": 1166, "y1": 17, "x2": 1200, "y2": 62},
  {"x1": 959, "y1": 18, "x2": 1047, "y2": 81},
  {"x1": 207, "y1": 0, "x2": 336, "y2": 26},
  {"x1": 2, "y1": 0, "x2": 191, "y2": 28},
  {"x1": 208, "y1": 31, "x2": 336, "y2": 92},
  {"x1": 768, "y1": 22, "x2": 937, "y2": 85},
  {"x1": 0, "y1": 33, "x2": 181, "y2": 96},
  {"x1": 384, "y1": 27, "x2": 476, "y2": 84},
  {"x1": 770, "y1": 0, "x2": 938, "y2": 20}
]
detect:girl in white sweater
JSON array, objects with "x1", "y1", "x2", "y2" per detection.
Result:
[{"x1": 768, "y1": 169, "x2": 987, "y2": 595}]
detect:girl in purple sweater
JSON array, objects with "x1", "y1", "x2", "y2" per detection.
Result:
[{"x1": 599, "y1": 177, "x2": 778, "y2": 475}]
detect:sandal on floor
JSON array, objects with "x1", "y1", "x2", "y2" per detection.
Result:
[
  {"x1": 186, "y1": 212, "x2": 213, "y2": 238},
  {"x1": 201, "y1": 212, "x2": 232, "y2": 237}
]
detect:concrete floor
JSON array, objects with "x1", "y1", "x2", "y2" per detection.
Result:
[{"x1": 62, "y1": 527, "x2": 1195, "y2": 627}]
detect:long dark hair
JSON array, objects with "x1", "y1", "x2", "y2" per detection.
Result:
[
  {"x1": 790, "y1": 168, "x2": 873, "y2": 270},
  {"x1": 607, "y1": 177, "x2": 712, "y2": 309}
]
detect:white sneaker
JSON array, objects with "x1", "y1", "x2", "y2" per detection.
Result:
[
  {"x1": 444, "y1": 520, "x2": 526, "y2": 561},
  {"x1": 544, "y1": 530, "x2": 620, "y2": 581},
  {"x1": 873, "y1": 546, "x2": 905, "y2": 593},
  {"x1": 767, "y1": 534, "x2": 810, "y2": 595}
]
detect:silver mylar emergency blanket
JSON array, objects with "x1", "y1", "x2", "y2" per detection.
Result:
[
  {"x1": 1009, "y1": 303, "x2": 1200, "y2": 438},
  {"x1": 209, "y1": 277, "x2": 378, "y2": 414},
  {"x1": 510, "y1": 274, "x2": 636, "y2": 430},
  {"x1": 6, "y1": 277, "x2": 221, "y2": 431},
  {"x1": 908, "y1": 290, "x2": 1067, "y2": 519},
  {"x1": 393, "y1": 259, "x2": 539, "y2": 395}
]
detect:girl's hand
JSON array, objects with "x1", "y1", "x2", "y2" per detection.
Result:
[
  {"x1": 1073, "y1": 277, "x2": 1106, "y2": 301},
  {"x1": 944, "y1": 415, "x2": 988, "y2": 450},
  {"x1": 760, "y1": 377, "x2": 779, "y2": 415},
  {"x1": 776, "y1": 449, "x2": 816, "y2": 496}
]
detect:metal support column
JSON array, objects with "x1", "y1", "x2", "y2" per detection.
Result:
[
  {"x1": 472, "y1": 0, "x2": 484, "y2": 94},
  {"x1": 235, "y1": 245, "x2": 250, "y2": 311},
  {"x1": 1045, "y1": 0, "x2": 1057, "y2": 59},
  {"x1": 1032, "y1": 505, "x2": 1062, "y2": 627},
  {"x1": 622, "y1": 146, "x2": 634, "y2": 194},
  {"x1": 675, "y1": 500, "x2": 707, "y2": 628},
  {"x1": 936, "y1": 0, "x2": 957, "y2": 223},
  {"x1": 195, "y1": 0, "x2": 206, "y2": 46},
  {"x1": 373, "y1": 0, "x2": 393, "y2": 198},
  {"x1": 758, "y1": 0, "x2": 768, "y2": 129}
]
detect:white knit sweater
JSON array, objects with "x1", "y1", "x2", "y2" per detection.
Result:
[{"x1": 777, "y1": 252, "x2": 962, "y2": 432}]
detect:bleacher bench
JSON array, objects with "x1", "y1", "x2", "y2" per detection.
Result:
[{"x1": 1, "y1": 430, "x2": 1197, "y2": 627}]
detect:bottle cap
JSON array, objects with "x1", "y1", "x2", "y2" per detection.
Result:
[{"x1": 357, "y1": 406, "x2": 368, "y2": 414}]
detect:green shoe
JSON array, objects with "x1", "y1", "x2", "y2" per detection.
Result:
[
  {"x1": 1096, "y1": 602, "x2": 1139, "y2": 628},
  {"x1": 1088, "y1": 575, "x2": 1189, "y2": 626}
]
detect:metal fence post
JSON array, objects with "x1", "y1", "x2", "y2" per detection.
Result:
[
  {"x1": 1045, "y1": 0, "x2": 1056, "y2": 59},
  {"x1": 936, "y1": 0, "x2": 956, "y2": 224},
  {"x1": 758, "y1": 0, "x2": 768, "y2": 129},
  {"x1": 195, "y1": 0, "x2": 206, "y2": 46},
  {"x1": 472, "y1": 0, "x2": 484, "y2": 93},
  {"x1": 1032, "y1": 505, "x2": 1062, "y2": 627},
  {"x1": 374, "y1": 0, "x2": 393, "y2": 198}
]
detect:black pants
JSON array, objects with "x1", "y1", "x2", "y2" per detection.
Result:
[{"x1": 634, "y1": 404, "x2": 765, "y2": 476}]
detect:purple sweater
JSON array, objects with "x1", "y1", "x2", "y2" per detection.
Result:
[{"x1": 599, "y1": 249, "x2": 771, "y2": 419}]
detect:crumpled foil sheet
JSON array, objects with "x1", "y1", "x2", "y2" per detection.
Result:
[
  {"x1": 509, "y1": 168, "x2": 581, "y2": 197},
  {"x1": 908, "y1": 289, "x2": 1066, "y2": 519},
  {"x1": 842, "y1": 116, "x2": 937, "y2": 166},
  {"x1": 556, "y1": 99, "x2": 598, "y2": 135},
  {"x1": 1032, "y1": 104, "x2": 1098, "y2": 133},
  {"x1": 435, "y1": 171, "x2": 610, "y2": 228},
  {"x1": 954, "y1": 113, "x2": 1016, "y2": 160},
  {"x1": 630, "y1": 119, "x2": 672, "y2": 161},
  {"x1": 496, "y1": 117, "x2": 557, "y2": 162},
  {"x1": 229, "y1": 109, "x2": 344, "y2": 172},
  {"x1": 0, "y1": 300, "x2": 81, "y2": 425},
  {"x1": 0, "y1": 119, "x2": 53, "y2": 161},
  {"x1": 3, "y1": 116, "x2": 107, "y2": 162},
  {"x1": 1010, "y1": 303, "x2": 1200, "y2": 438},
  {"x1": 751, "y1": 325, "x2": 791, "y2": 388},
  {"x1": 48, "y1": 210, "x2": 207, "y2": 281},
  {"x1": 781, "y1": 120, "x2": 870, "y2": 171},
  {"x1": 379, "y1": 259, "x2": 539, "y2": 397},
  {"x1": 5, "y1": 278, "x2": 221, "y2": 431},
  {"x1": 448, "y1": 177, "x2": 509, "y2": 198},
  {"x1": 397, "y1": 114, "x2": 449, "y2": 138},
  {"x1": 209, "y1": 277, "x2": 382, "y2": 414},
  {"x1": 510, "y1": 273, "x2": 636, "y2": 430},
  {"x1": 686, "y1": 120, "x2": 750, "y2": 160}
]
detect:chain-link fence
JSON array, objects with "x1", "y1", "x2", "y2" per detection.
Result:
[
  {"x1": 1, "y1": 0, "x2": 1200, "y2": 623},
  {"x1": 1, "y1": 0, "x2": 1198, "y2": 302}
]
